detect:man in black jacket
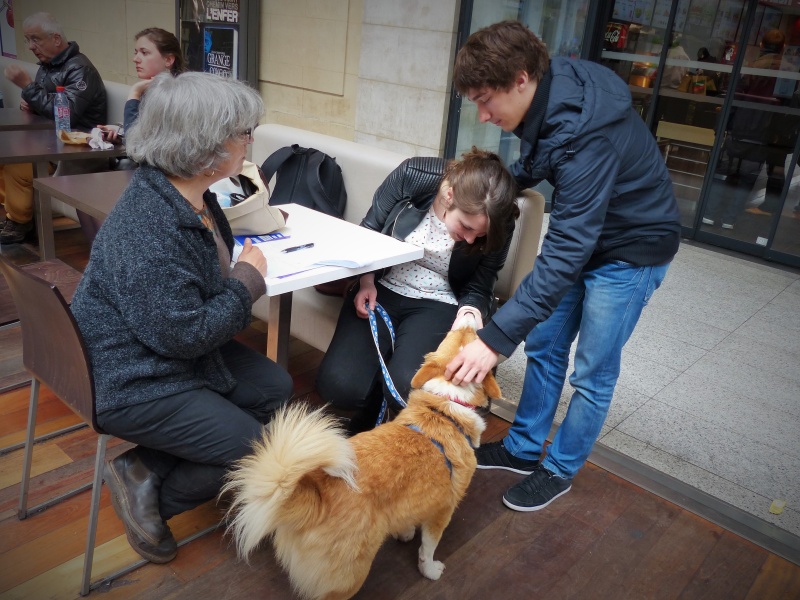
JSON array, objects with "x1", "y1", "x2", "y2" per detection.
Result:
[
  {"x1": 1, "y1": 11, "x2": 107, "y2": 244},
  {"x1": 445, "y1": 21, "x2": 681, "y2": 512}
]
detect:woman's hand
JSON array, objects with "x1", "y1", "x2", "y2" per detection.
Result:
[
  {"x1": 236, "y1": 238, "x2": 267, "y2": 276},
  {"x1": 128, "y1": 79, "x2": 152, "y2": 100},
  {"x1": 452, "y1": 306, "x2": 483, "y2": 330},
  {"x1": 96, "y1": 124, "x2": 121, "y2": 143},
  {"x1": 354, "y1": 273, "x2": 377, "y2": 318}
]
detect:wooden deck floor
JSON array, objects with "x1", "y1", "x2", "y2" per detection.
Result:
[{"x1": 1, "y1": 229, "x2": 799, "y2": 599}]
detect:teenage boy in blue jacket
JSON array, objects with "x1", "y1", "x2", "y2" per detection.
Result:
[{"x1": 445, "y1": 21, "x2": 681, "y2": 512}]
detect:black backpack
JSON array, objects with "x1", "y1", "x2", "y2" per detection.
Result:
[{"x1": 260, "y1": 145, "x2": 347, "y2": 218}]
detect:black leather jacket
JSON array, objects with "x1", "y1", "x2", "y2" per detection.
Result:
[
  {"x1": 21, "y1": 41, "x2": 107, "y2": 131},
  {"x1": 361, "y1": 157, "x2": 515, "y2": 320}
]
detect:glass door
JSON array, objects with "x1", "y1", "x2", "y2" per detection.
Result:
[
  {"x1": 699, "y1": 2, "x2": 800, "y2": 259},
  {"x1": 601, "y1": 0, "x2": 800, "y2": 265},
  {"x1": 600, "y1": 0, "x2": 745, "y2": 229},
  {"x1": 770, "y1": 165, "x2": 800, "y2": 264}
]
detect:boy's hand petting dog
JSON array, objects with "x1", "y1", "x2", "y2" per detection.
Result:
[{"x1": 445, "y1": 337, "x2": 499, "y2": 385}]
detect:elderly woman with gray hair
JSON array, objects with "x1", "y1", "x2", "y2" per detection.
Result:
[{"x1": 71, "y1": 72, "x2": 293, "y2": 564}]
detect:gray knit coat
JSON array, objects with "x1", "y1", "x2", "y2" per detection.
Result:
[{"x1": 71, "y1": 166, "x2": 266, "y2": 414}]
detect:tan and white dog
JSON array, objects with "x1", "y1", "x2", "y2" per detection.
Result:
[{"x1": 223, "y1": 322, "x2": 502, "y2": 600}]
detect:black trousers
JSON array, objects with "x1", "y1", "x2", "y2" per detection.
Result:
[
  {"x1": 316, "y1": 282, "x2": 457, "y2": 414},
  {"x1": 97, "y1": 340, "x2": 293, "y2": 519}
]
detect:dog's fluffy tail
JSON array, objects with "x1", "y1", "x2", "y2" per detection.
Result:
[{"x1": 223, "y1": 404, "x2": 358, "y2": 561}]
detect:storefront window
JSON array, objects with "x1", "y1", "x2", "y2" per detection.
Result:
[
  {"x1": 601, "y1": 0, "x2": 746, "y2": 229},
  {"x1": 601, "y1": 0, "x2": 800, "y2": 263},
  {"x1": 448, "y1": 0, "x2": 800, "y2": 265},
  {"x1": 702, "y1": 6, "x2": 800, "y2": 256}
]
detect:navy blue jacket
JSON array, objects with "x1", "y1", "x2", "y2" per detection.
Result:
[{"x1": 479, "y1": 58, "x2": 681, "y2": 356}]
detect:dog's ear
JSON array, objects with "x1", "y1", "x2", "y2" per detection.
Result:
[
  {"x1": 482, "y1": 370, "x2": 502, "y2": 400},
  {"x1": 411, "y1": 361, "x2": 441, "y2": 388}
]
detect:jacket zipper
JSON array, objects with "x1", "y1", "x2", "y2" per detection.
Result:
[{"x1": 389, "y1": 202, "x2": 412, "y2": 238}]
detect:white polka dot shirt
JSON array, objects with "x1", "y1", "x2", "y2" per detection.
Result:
[{"x1": 381, "y1": 205, "x2": 457, "y2": 305}]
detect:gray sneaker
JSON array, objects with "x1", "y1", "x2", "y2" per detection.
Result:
[
  {"x1": 475, "y1": 440, "x2": 539, "y2": 474},
  {"x1": 502, "y1": 464, "x2": 572, "y2": 512},
  {"x1": 0, "y1": 218, "x2": 34, "y2": 245}
]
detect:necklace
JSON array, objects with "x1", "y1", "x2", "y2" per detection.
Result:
[{"x1": 192, "y1": 202, "x2": 217, "y2": 237}]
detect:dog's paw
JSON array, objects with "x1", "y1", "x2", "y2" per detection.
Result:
[
  {"x1": 393, "y1": 526, "x2": 415, "y2": 543},
  {"x1": 418, "y1": 557, "x2": 445, "y2": 580}
]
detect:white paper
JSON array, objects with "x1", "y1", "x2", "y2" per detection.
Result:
[
  {"x1": 232, "y1": 235, "x2": 373, "y2": 279},
  {"x1": 312, "y1": 257, "x2": 371, "y2": 268}
]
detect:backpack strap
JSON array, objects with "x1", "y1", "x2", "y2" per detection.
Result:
[
  {"x1": 305, "y1": 149, "x2": 345, "y2": 218},
  {"x1": 259, "y1": 145, "x2": 300, "y2": 183},
  {"x1": 304, "y1": 150, "x2": 333, "y2": 215}
]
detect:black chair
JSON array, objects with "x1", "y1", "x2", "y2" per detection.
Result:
[{"x1": 0, "y1": 258, "x2": 217, "y2": 595}]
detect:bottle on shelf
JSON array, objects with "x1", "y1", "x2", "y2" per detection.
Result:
[{"x1": 53, "y1": 86, "x2": 70, "y2": 134}]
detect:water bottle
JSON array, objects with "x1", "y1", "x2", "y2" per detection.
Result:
[{"x1": 54, "y1": 86, "x2": 70, "y2": 133}]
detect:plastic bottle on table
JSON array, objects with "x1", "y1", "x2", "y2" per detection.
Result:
[{"x1": 54, "y1": 86, "x2": 70, "y2": 133}]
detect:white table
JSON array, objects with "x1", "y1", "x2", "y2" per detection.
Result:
[{"x1": 256, "y1": 203, "x2": 423, "y2": 366}]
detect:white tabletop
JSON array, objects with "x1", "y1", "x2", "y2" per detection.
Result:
[{"x1": 246, "y1": 203, "x2": 423, "y2": 296}]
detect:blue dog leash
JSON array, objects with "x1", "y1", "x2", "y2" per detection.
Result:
[
  {"x1": 368, "y1": 303, "x2": 476, "y2": 476},
  {"x1": 367, "y1": 302, "x2": 407, "y2": 425}
]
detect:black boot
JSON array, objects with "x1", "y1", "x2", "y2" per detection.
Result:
[{"x1": 103, "y1": 449, "x2": 177, "y2": 563}]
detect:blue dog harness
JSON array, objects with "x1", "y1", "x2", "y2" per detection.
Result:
[{"x1": 404, "y1": 409, "x2": 476, "y2": 478}]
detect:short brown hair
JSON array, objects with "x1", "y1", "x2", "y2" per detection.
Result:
[
  {"x1": 444, "y1": 147, "x2": 519, "y2": 254},
  {"x1": 454, "y1": 20, "x2": 549, "y2": 94}
]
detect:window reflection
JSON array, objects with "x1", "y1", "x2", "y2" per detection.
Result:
[
  {"x1": 601, "y1": 0, "x2": 742, "y2": 229},
  {"x1": 601, "y1": 0, "x2": 800, "y2": 259},
  {"x1": 703, "y1": 13, "x2": 800, "y2": 254}
]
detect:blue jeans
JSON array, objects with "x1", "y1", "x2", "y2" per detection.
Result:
[{"x1": 504, "y1": 260, "x2": 670, "y2": 479}]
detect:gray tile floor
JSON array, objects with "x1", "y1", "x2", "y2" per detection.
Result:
[{"x1": 494, "y1": 223, "x2": 800, "y2": 549}]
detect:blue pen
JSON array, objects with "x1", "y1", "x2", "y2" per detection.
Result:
[{"x1": 281, "y1": 243, "x2": 314, "y2": 253}]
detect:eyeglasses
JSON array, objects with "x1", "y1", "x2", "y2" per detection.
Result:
[
  {"x1": 235, "y1": 127, "x2": 254, "y2": 142},
  {"x1": 24, "y1": 34, "x2": 53, "y2": 47}
]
